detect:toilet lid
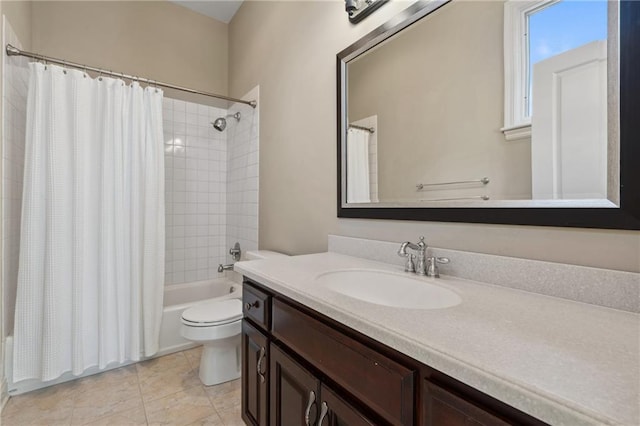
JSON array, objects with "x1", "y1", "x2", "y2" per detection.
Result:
[{"x1": 181, "y1": 299, "x2": 243, "y2": 326}]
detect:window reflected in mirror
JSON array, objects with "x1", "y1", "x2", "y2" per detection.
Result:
[{"x1": 527, "y1": 1, "x2": 608, "y2": 116}]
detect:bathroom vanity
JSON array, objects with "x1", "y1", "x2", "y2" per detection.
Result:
[
  {"x1": 236, "y1": 250, "x2": 639, "y2": 426},
  {"x1": 241, "y1": 278, "x2": 542, "y2": 425}
]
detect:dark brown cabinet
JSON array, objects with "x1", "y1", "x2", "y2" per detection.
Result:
[
  {"x1": 241, "y1": 278, "x2": 546, "y2": 426},
  {"x1": 271, "y1": 298, "x2": 414, "y2": 425},
  {"x1": 243, "y1": 284, "x2": 271, "y2": 330},
  {"x1": 241, "y1": 319, "x2": 269, "y2": 426},
  {"x1": 270, "y1": 343, "x2": 377, "y2": 426},
  {"x1": 318, "y1": 385, "x2": 377, "y2": 426},
  {"x1": 269, "y1": 343, "x2": 319, "y2": 426},
  {"x1": 423, "y1": 381, "x2": 510, "y2": 426}
]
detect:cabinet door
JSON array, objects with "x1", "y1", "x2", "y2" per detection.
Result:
[
  {"x1": 242, "y1": 319, "x2": 269, "y2": 426},
  {"x1": 272, "y1": 299, "x2": 415, "y2": 425},
  {"x1": 424, "y1": 381, "x2": 511, "y2": 426},
  {"x1": 270, "y1": 343, "x2": 320, "y2": 426},
  {"x1": 317, "y1": 384, "x2": 377, "y2": 426}
]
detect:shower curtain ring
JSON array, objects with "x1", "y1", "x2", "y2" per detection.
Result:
[{"x1": 62, "y1": 59, "x2": 67, "y2": 75}]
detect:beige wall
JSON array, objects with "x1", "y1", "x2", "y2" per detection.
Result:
[
  {"x1": 31, "y1": 1, "x2": 228, "y2": 105},
  {"x1": 348, "y1": 0, "x2": 531, "y2": 201},
  {"x1": 229, "y1": 0, "x2": 640, "y2": 272},
  {"x1": 3, "y1": 1, "x2": 32, "y2": 50}
]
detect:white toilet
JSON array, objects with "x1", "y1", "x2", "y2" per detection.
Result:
[
  {"x1": 180, "y1": 250, "x2": 288, "y2": 386},
  {"x1": 180, "y1": 298, "x2": 243, "y2": 385}
]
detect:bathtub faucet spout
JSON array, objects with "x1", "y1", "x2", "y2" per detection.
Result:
[{"x1": 218, "y1": 263, "x2": 234, "y2": 273}]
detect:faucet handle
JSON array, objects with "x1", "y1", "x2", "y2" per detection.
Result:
[
  {"x1": 426, "y1": 257, "x2": 450, "y2": 278},
  {"x1": 402, "y1": 253, "x2": 416, "y2": 273},
  {"x1": 229, "y1": 242, "x2": 241, "y2": 261}
]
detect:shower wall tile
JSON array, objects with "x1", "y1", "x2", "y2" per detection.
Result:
[
  {"x1": 226, "y1": 86, "x2": 260, "y2": 260},
  {"x1": 2, "y1": 17, "x2": 29, "y2": 337},
  {"x1": 163, "y1": 99, "x2": 228, "y2": 286}
]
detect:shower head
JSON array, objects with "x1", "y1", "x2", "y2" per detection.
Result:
[
  {"x1": 212, "y1": 112, "x2": 241, "y2": 132},
  {"x1": 212, "y1": 117, "x2": 227, "y2": 132}
]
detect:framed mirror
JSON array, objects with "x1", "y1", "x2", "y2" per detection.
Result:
[{"x1": 337, "y1": 0, "x2": 640, "y2": 230}]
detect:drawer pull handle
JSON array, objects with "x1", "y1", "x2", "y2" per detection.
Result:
[
  {"x1": 317, "y1": 401, "x2": 328, "y2": 426},
  {"x1": 256, "y1": 347, "x2": 266, "y2": 383},
  {"x1": 245, "y1": 300, "x2": 260, "y2": 311},
  {"x1": 304, "y1": 390, "x2": 316, "y2": 426}
]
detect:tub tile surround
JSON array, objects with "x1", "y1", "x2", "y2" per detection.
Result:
[
  {"x1": 163, "y1": 87, "x2": 259, "y2": 286},
  {"x1": 225, "y1": 86, "x2": 259, "y2": 264},
  {"x1": 0, "y1": 347, "x2": 242, "y2": 425},
  {"x1": 328, "y1": 235, "x2": 640, "y2": 313},
  {"x1": 235, "y1": 244, "x2": 639, "y2": 425},
  {"x1": 2, "y1": 16, "x2": 28, "y2": 365},
  {"x1": 163, "y1": 98, "x2": 229, "y2": 286}
]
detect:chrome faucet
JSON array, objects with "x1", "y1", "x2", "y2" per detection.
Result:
[
  {"x1": 219, "y1": 242, "x2": 241, "y2": 273},
  {"x1": 398, "y1": 236, "x2": 427, "y2": 275},
  {"x1": 398, "y1": 237, "x2": 451, "y2": 278},
  {"x1": 218, "y1": 263, "x2": 234, "y2": 273}
]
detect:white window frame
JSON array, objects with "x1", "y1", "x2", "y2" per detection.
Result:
[{"x1": 502, "y1": 0, "x2": 559, "y2": 141}]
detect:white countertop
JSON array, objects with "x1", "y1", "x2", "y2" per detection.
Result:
[{"x1": 235, "y1": 252, "x2": 640, "y2": 426}]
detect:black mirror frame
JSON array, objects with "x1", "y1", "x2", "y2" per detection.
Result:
[{"x1": 337, "y1": 0, "x2": 640, "y2": 230}]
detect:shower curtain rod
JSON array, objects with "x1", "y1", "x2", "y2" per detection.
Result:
[{"x1": 5, "y1": 44, "x2": 257, "y2": 108}]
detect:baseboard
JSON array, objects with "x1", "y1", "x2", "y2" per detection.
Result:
[{"x1": 154, "y1": 342, "x2": 198, "y2": 358}]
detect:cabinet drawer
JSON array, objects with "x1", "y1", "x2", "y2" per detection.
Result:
[
  {"x1": 243, "y1": 281, "x2": 271, "y2": 330},
  {"x1": 272, "y1": 299, "x2": 415, "y2": 426},
  {"x1": 424, "y1": 380, "x2": 511, "y2": 426}
]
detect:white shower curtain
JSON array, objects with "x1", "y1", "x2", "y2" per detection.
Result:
[
  {"x1": 13, "y1": 63, "x2": 165, "y2": 382},
  {"x1": 346, "y1": 127, "x2": 371, "y2": 203}
]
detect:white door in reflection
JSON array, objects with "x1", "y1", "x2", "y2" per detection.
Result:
[{"x1": 531, "y1": 40, "x2": 608, "y2": 200}]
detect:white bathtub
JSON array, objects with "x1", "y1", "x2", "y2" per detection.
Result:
[
  {"x1": 5, "y1": 278, "x2": 241, "y2": 395},
  {"x1": 157, "y1": 278, "x2": 242, "y2": 356}
]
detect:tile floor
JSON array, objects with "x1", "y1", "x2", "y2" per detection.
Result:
[{"x1": 0, "y1": 347, "x2": 243, "y2": 425}]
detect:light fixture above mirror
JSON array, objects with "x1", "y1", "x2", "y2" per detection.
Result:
[{"x1": 345, "y1": 0, "x2": 389, "y2": 23}]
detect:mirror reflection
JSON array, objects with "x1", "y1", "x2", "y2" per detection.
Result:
[{"x1": 344, "y1": 0, "x2": 616, "y2": 207}]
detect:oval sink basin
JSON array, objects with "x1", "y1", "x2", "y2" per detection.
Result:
[{"x1": 315, "y1": 269, "x2": 461, "y2": 309}]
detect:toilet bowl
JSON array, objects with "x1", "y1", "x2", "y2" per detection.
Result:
[
  {"x1": 180, "y1": 298, "x2": 243, "y2": 386},
  {"x1": 181, "y1": 250, "x2": 289, "y2": 386}
]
